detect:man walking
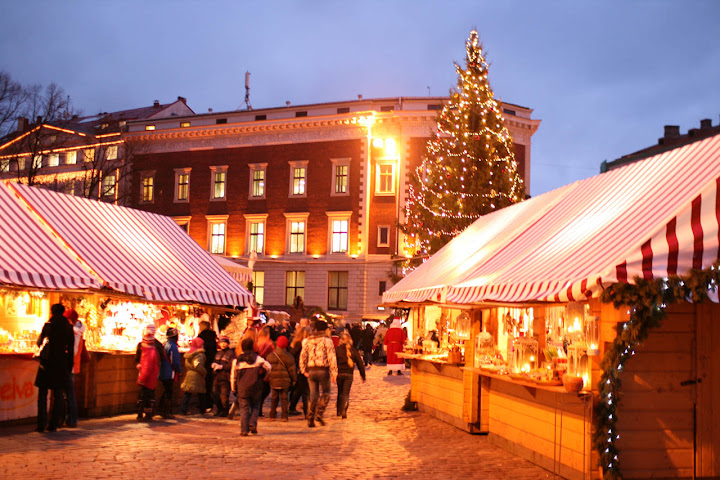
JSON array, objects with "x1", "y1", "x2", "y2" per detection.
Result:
[{"x1": 299, "y1": 319, "x2": 337, "y2": 427}]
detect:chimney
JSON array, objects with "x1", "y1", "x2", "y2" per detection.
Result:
[
  {"x1": 17, "y1": 117, "x2": 28, "y2": 132},
  {"x1": 153, "y1": 100, "x2": 160, "y2": 107},
  {"x1": 286, "y1": 101, "x2": 291, "y2": 107},
  {"x1": 663, "y1": 125, "x2": 680, "y2": 139},
  {"x1": 36, "y1": 116, "x2": 43, "y2": 125},
  {"x1": 177, "y1": 96, "x2": 186, "y2": 104},
  {"x1": 358, "y1": 94, "x2": 363, "y2": 100},
  {"x1": 700, "y1": 118, "x2": 712, "y2": 130},
  {"x1": 208, "y1": 108, "x2": 213, "y2": 113}
]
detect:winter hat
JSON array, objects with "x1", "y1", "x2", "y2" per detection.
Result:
[
  {"x1": 166, "y1": 327, "x2": 178, "y2": 339},
  {"x1": 314, "y1": 319, "x2": 328, "y2": 332},
  {"x1": 219, "y1": 335, "x2": 230, "y2": 344},
  {"x1": 276, "y1": 336, "x2": 288, "y2": 349},
  {"x1": 188, "y1": 337, "x2": 204, "y2": 354},
  {"x1": 142, "y1": 323, "x2": 156, "y2": 342},
  {"x1": 64, "y1": 309, "x2": 79, "y2": 324},
  {"x1": 241, "y1": 337, "x2": 254, "y2": 352}
]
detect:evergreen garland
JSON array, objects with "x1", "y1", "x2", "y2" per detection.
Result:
[{"x1": 596, "y1": 265, "x2": 720, "y2": 479}]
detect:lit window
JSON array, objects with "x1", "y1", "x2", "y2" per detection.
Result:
[
  {"x1": 210, "y1": 166, "x2": 228, "y2": 200},
  {"x1": 328, "y1": 271, "x2": 348, "y2": 310},
  {"x1": 288, "y1": 160, "x2": 308, "y2": 197},
  {"x1": 47, "y1": 154, "x2": 60, "y2": 167},
  {"x1": 376, "y1": 162, "x2": 395, "y2": 195},
  {"x1": 252, "y1": 271, "x2": 265, "y2": 305},
  {"x1": 84, "y1": 149, "x2": 95, "y2": 163},
  {"x1": 174, "y1": 168, "x2": 191, "y2": 203},
  {"x1": 331, "y1": 158, "x2": 350, "y2": 196},
  {"x1": 285, "y1": 213, "x2": 309, "y2": 255},
  {"x1": 32, "y1": 155, "x2": 42, "y2": 170},
  {"x1": 65, "y1": 151, "x2": 77, "y2": 165},
  {"x1": 141, "y1": 174, "x2": 154, "y2": 203},
  {"x1": 102, "y1": 174, "x2": 116, "y2": 198},
  {"x1": 63, "y1": 181, "x2": 75, "y2": 196},
  {"x1": 145, "y1": 125, "x2": 155, "y2": 131},
  {"x1": 206, "y1": 215, "x2": 229, "y2": 254},
  {"x1": 331, "y1": 219, "x2": 348, "y2": 253},
  {"x1": 18, "y1": 157, "x2": 26, "y2": 170},
  {"x1": 0, "y1": 159, "x2": 9, "y2": 172},
  {"x1": 285, "y1": 271, "x2": 305, "y2": 306},
  {"x1": 106, "y1": 145, "x2": 118, "y2": 160},
  {"x1": 249, "y1": 163, "x2": 267, "y2": 199},
  {"x1": 173, "y1": 216, "x2": 190, "y2": 233},
  {"x1": 378, "y1": 226, "x2": 390, "y2": 247},
  {"x1": 244, "y1": 214, "x2": 267, "y2": 255},
  {"x1": 180, "y1": 122, "x2": 191, "y2": 128}
]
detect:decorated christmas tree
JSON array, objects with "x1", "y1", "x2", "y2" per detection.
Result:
[{"x1": 401, "y1": 30, "x2": 524, "y2": 259}]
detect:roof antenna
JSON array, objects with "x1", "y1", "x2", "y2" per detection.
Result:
[
  {"x1": 242, "y1": 71, "x2": 252, "y2": 110},
  {"x1": 427, "y1": 86, "x2": 431, "y2": 96}
]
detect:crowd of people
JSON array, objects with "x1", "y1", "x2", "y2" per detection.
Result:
[{"x1": 35, "y1": 303, "x2": 406, "y2": 436}]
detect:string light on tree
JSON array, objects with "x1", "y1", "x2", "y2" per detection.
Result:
[{"x1": 400, "y1": 30, "x2": 523, "y2": 268}]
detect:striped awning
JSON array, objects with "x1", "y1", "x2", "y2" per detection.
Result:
[
  {"x1": 0, "y1": 182, "x2": 101, "y2": 290},
  {"x1": 212, "y1": 255, "x2": 252, "y2": 284},
  {"x1": 10, "y1": 183, "x2": 253, "y2": 307},
  {"x1": 385, "y1": 133, "x2": 720, "y2": 305}
]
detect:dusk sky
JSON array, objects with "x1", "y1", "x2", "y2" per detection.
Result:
[{"x1": 1, "y1": 1, "x2": 719, "y2": 196}]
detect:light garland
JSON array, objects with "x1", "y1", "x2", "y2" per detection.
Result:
[{"x1": 597, "y1": 265, "x2": 720, "y2": 479}]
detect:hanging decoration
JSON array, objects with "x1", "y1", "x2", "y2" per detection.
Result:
[{"x1": 596, "y1": 265, "x2": 720, "y2": 479}]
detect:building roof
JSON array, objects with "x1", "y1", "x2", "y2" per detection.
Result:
[
  {"x1": 0, "y1": 181, "x2": 252, "y2": 307},
  {"x1": 384, "y1": 131, "x2": 720, "y2": 305}
]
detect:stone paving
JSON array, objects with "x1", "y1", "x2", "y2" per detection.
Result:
[{"x1": 0, "y1": 364, "x2": 555, "y2": 480}]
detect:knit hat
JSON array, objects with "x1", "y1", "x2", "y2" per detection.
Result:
[
  {"x1": 64, "y1": 309, "x2": 79, "y2": 324},
  {"x1": 241, "y1": 337, "x2": 254, "y2": 352},
  {"x1": 219, "y1": 335, "x2": 230, "y2": 344},
  {"x1": 166, "y1": 327, "x2": 178, "y2": 339},
  {"x1": 188, "y1": 337, "x2": 204, "y2": 354},
  {"x1": 142, "y1": 323, "x2": 156, "y2": 342},
  {"x1": 314, "y1": 319, "x2": 328, "y2": 332},
  {"x1": 276, "y1": 336, "x2": 288, "y2": 349}
]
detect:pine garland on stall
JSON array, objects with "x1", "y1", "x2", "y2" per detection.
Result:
[{"x1": 596, "y1": 265, "x2": 720, "y2": 479}]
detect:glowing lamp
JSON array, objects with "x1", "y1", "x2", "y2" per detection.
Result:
[{"x1": 372, "y1": 138, "x2": 384, "y2": 148}]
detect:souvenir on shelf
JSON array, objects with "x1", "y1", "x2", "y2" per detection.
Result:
[{"x1": 511, "y1": 336, "x2": 538, "y2": 375}]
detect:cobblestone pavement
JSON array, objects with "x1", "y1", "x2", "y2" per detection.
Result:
[{"x1": 0, "y1": 365, "x2": 555, "y2": 480}]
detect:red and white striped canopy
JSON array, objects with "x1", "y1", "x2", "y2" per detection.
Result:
[
  {"x1": 385, "y1": 133, "x2": 720, "y2": 305},
  {"x1": 10, "y1": 183, "x2": 253, "y2": 307},
  {"x1": 0, "y1": 182, "x2": 101, "y2": 290}
]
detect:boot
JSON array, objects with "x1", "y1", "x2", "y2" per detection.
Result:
[
  {"x1": 306, "y1": 402, "x2": 316, "y2": 427},
  {"x1": 315, "y1": 395, "x2": 329, "y2": 426},
  {"x1": 136, "y1": 401, "x2": 144, "y2": 422},
  {"x1": 144, "y1": 400, "x2": 155, "y2": 421},
  {"x1": 227, "y1": 402, "x2": 237, "y2": 420}
]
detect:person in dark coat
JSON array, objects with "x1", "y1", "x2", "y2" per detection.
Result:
[
  {"x1": 34, "y1": 303, "x2": 74, "y2": 432},
  {"x1": 335, "y1": 332, "x2": 366, "y2": 419},
  {"x1": 361, "y1": 324, "x2": 375, "y2": 367},
  {"x1": 231, "y1": 337, "x2": 271, "y2": 436},
  {"x1": 159, "y1": 327, "x2": 182, "y2": 418},
  {"x1": 266, "y1": 335, "x2": 297, "y2": 421},
  {"x1": 211, "y1": 335, "x2": 235, "y2": 417},
  {"x1": 350, "y1": 323, "x2": 363, "y2": 350},
  {"x1": 288, "y1": 327, "x2": 310, "y2": 417},
  {"x1": 197, "y1": 316, "x2": 217, "y2": 413}
]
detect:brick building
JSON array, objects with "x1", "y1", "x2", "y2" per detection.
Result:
[{"x1": 125, "y1": 97, "x2": 540, "y2": 322}]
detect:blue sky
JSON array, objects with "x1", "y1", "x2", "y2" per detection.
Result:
[{"x1": 1, "y1": 1, "x2": 719, "y2": 196}]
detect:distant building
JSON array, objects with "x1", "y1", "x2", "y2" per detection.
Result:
[
  {"x1": 601, "y1": 117, "x2": 720, "y2": 172},
  {"x1": 125, "y1": 96, "x2": 540, "y2": 322},
  {"x1": 0, "y1": 97, "x2": 193, "y2": 200}
]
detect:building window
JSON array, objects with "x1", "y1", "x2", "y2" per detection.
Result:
[
  {"x1": 63, "y1": 181, "x2": 75, "y2": 196},
  {"x1": 249, "y1": 163, "x2": 267, "y2": 199},
  {"x1": 337, "y1": 107, "x2": 350, "y2": 114},
  {"x1": 210, "y1": 165, "x2": 228, "y2": 200},
  {"x1": 331, "y1": 158, "x2": 350, "y2": 196},
  {"x1": 295, "y1": 111, "x2": 307, "y2": 117},
  {"x1": 145, "y1": 125, "x2": 155, "y2": 131},
  {"x1": 180, "y1": 121, "x2": 191, "y2": 128},
  {"x1": 375, "y1": 162, "x2": 395, "y2": 195},
  {"x1": 379, "y1": 281, "x2": 387, "y2": 296},
  {"x1": 47, "y1": 153, "x2": 59, "y2": 167},
  {"x1": 289, "y1": 161, "x2": 308, "y2": 197},
  {"x1": 206, "y1": 215, "x2": 229, "y2": 255},
  {"x1": 32, "y1": 155, "x2": 42, "y2": 170},
  {"x1": 380, "y1": 105, "x2": 394, "y2": 112},
  {"x1": 378, "y1": 226, "x2": 390, "y2": 247},
  {"x1": 216, "y1": 118, "x2": 227, "y2": 124},
  {"x1": 65, "y1": 151, "x2": 77, "y2": 165},
  {"x1": 84, "y1": 148, "x2": 95, "y2": 163},
  {"x1": 244, "y1": 214, "x2": 267, "y2": 255},
  {"x1": 106, "y1": 145, "x2": 118, "y2": 160},
  {"x1": 254, "y1": 115, "x2": 266, "y2": 121},
  {"x1": 285, "y1": 213, "x2": 309, "y2": 255},
  {"x1": 174, "y1": 168, "x2": 191, "y2": 203},
  {"x1": 328, "y1": 271, "x2": 348, "y2": 310},
  {"x1": 173, "y1": 216, "x2": 190, "y2": 233},
  {"x1": 427, "y1": 104, "x2": 442, "y2": 111},
  {"x1": 0, "y1": 159, "x2": 9, "y2": 172},
  {"x1": 102, "y1": 174, "x2": 116, "y2": 198},
  {"x1": 252, "y1": 271, "x2": 265, "y2": 305},
  {"x1": 327, "y1": 211, "x2": 351, "y2": 254},
  {"x1": 141, "y1": 173, "x2": 155, "y2": 203},
  {"x1": 285, "y1": 271, "x2": 305, "y2": 306}
]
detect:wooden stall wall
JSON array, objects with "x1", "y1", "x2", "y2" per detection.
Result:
[
  {"x1": 487, "y1": 378, "x2": 593, "y2": 480},
  {"x1": 695, "y1": 303, "x2": 720, "y2": 478},
  {"x1": 410, "y1": 360, "x2": 467, "y2": 431},
  {"x1": 612, "y1": 302, "x2": 695, "y2": 479}
]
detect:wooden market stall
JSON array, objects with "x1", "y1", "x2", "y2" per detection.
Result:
[
  {"x1": 385, "y1": 133, "x2": 720, "y2": 479},
  {"x1": 0, "y1": 181, "x2": 253, "y2": 423}
]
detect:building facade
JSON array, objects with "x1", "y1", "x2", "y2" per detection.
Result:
[{"x1": 125, "y1": 97, "x2": 540, "y2": 322}]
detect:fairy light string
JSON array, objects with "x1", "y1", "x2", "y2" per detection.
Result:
[
  {"x1": 597, "y1": 265, "x2": 720, "y2": 479},
  {"x1": 400, "y1": 30, "x2": 523, "y2": 267}
]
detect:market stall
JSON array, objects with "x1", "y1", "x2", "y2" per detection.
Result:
[
  {"x1": 0, "y1": 181, "x2": 253, "y2": 422},
  {"x1": 385, "y1": 133, "x2": 720, "y2": 479}
]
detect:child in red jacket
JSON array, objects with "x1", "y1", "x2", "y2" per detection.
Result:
[{"x1": 135, "y1": 323, "x2": 161, "y2": 421}]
